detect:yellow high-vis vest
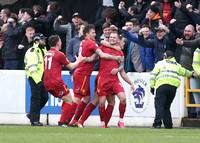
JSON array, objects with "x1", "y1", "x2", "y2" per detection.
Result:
[
  {"x1": 192, "y1": 48, "x2": 200, "y2": 76},
  {"x1": 24, "y1": 43, "x2": 47, "y2": 84},
  {"x1": 150, "y1": 57, "x2": 192, "y2": 89}
]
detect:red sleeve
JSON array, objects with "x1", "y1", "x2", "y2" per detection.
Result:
[
  {"x1": 59, "y1": 51, "x2": 70, "y2": 66},
  {"x1": 120, "y1": 51, "x2": 124, "y2": 56},
  {"x1": 91, "y1": 41, "x2": 99, "y2": 52}
]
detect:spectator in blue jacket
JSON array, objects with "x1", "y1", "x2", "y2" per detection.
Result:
[
  {"x1": 138, "y1": 24, "x2": 175, "y2": 61},
  {"x1": 122, "y1": 24, "x2": 158, "y2": 72},
  {"x1": 66, "y1": 21, "x2": 87, "y2": 81}
]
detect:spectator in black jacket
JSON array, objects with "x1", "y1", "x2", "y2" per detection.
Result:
[
  {"x1": 173, "y1": 0, "x2": 198, "y2": 30},
  {"x1": 19, "y1": 8, "x2": 43, "y2": 35},
  {"x1": 36, "y1": 1, "x2": 60, "y2": 38},
  {"x1": 18, "y1": 27, "x2": 35, "y2": 70},
  {"x1": 141, "y1": 5, "x2": 165, "y2": 34},
  {"x1": 2, "y1": 16, "x2": 22, "y2": 70}
]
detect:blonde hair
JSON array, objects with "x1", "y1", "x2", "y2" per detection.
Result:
[{"x1": 26, "y1": 27, "x2": 35, "y2": 33}]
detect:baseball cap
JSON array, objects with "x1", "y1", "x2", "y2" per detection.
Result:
[
  {"x1": 163, "y1": 50, "x2": 174, "y2": 58},
  {"x1": 33, "y1": 33, "x2": 47, "y2": 41},
  {"x1": 149, "y1": 5, "x2": 159, "y2": 14},
  {"x1": 72, "y1": 12, "x2": 81, "y2": 18},
  {"x1": 155, "y1": 27, "x2": 165, "y2": 32}
]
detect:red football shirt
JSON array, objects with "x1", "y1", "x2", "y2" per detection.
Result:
[
  {"x1": 74, "y1": 38, "x2": 99, "y2": 75},
  {"x1": 98, "y1": 46, "x2": 123, "y2": 79},
  {"x1": 44, "y1": 48, "x2": 70, "y2": 87}
]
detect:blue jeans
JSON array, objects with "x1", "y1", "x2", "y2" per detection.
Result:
[
  {"x1": 190, "y1": 77, "x2": 200, "y2": 112},
  {"x1": 4, "y1": 59, "x2": 20, "y2": 70}
]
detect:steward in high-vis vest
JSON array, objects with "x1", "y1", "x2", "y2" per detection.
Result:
[
  {"x1": 150, "y1": 50, "x2": 197, "y2": 129},
  {"x1": 24, "y1": 33, "x2": 49, "y2": 126},
  {"x1": 192, "y1": 47, "x2": 200, "y2": 118}
]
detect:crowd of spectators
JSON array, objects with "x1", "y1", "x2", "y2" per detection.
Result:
[{"x1": 1, "y1": 0, "x2": 200, "y2": 117}]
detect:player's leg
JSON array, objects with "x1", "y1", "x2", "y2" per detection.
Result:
[
  {"x1": 67, "y1": 96, "x2": 82, "y2": 124},
  {"x1": 105, "y1": 95, "x2": 115, "y2": 127},
  {"x1": 59, "y1": 92, "x2": 73, "y2": 127},
  {"x1": 99, "y1": 95, "x2": 107, "y2": 128},
  {"x1": 71, "y1": 95, "x2": 91, "y2": 124},
  {"x1": 77, "y1": 91, "x2": 99, "y2": 127},
  {"x1": 116, "y1": 92, "x2": 126, "y2": 128}
]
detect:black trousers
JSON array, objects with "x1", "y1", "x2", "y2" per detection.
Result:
[
  {"x1": 153, "y1": 84, "x2": 177, "y2": 128},
  {"x1": 28, "y1": 77, "x2": 49, "y2": 122}
]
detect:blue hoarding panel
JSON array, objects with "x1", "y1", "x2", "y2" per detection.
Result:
[{"x1": 25, "y1": 74, "x2": 99, "y2": 115}]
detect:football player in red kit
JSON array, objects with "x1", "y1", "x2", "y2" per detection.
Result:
[
  {"x1": 43, "y1": 35, "x2": 86, "y2": 127},
  {"x1": 67, "y1": 24, "x2": 122, "y2": 125}
]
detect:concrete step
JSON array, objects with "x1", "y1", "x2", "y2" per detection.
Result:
[{"x1": 181, "y1": 118, "x2": 200, "y2": 128}]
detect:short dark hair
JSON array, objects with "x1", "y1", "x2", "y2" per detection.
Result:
[
  {"x1": 83, "y1": 24, "x2": 95, "y2": 36},
  {"x1": 141, "y1": 24, "x2": 150, "y2": 29},
  {"x1": 110, "y1": 30, "x2": 120, "y2": 38},
  {"x1": 24, "y1": 8, "x2": 34, "y2": 19},
  {"x1": 130, "y1": 18, "x2": 140, "y2": 26},
  {"x1": 49, "y1": 1, "x2": 60, "y2": 11},
  {"x1": 33, "y1": 5, "x2": 44, "y2": 15},
  {"x1": 75, "y1": 21, "x2": 88, "y2": 31},
  {"x1": 2, "y1": 8, "x2": 11, "y2": 17},
  {"x1": 48, "y1": 35, "x2": 60, "y2": 47},
  {"x1": 8, "y1": 16, "x2": 18, "y2": 23},
  {"x1": 102, "y1": 22, "x2": 111, "y2": 30},
  {"x1": 129, "y1": 5, "x2": 139, "y2": 14},
  {"x1": 19, "y1": 8, "x2": 26, "y2": 14}
]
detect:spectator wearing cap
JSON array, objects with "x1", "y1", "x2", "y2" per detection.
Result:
[
  {"x1": 72, "y1": 12, "x2": 83, "y2": 37},
  {"x1": 24, "y1": 32, "x2": 48, "y2": 126},
  {"x1": 122, "y1": 24, "x2": 158, "y2": 72},
  {"x1": 53, "y1": 12, "x2": 82, "y2": 53},
  {"x1": 141, "y1": 5, "x2": 165, "y2": 33},
  {"x1": 2, "y1": 16, "x2": 22, "y2": 70},
  {"x1": 150, "y1": 50, "x2": 197, "y2": 129},
  {"x1": 138, "y1": 24, "x2": 175, "y2": 61}
]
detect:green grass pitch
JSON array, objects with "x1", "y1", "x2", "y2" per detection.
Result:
[{"x1": 0, "y1": 125, "x2": 200, "y2": 143}]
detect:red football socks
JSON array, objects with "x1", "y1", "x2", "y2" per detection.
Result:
[
  {"x1": 99, "y1": 105, "x2": 106, "y2": 122},
  {"x1": 67, "y1": 102, "x2": 78, "y2": 123},
  {"x1": 59, "y1": 102, "x2": 72, "y2": 122},
  {"x1": 119, "y1": 103, "x2": 126, "y2": 119},
  {"x1": 105, "y1": 104, "x2": 114, "y2": 126},
  {"x1": 72, "y1": 101, "x2": 87, "y2": 122},
  {"x1": 79, "y1": 103, "x2": 96, "y2": 124}
]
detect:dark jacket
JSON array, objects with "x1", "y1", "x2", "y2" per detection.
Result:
[
  {"x1": 17, "y1": 36, "x2": 33, "y2": 70},
  {"x1": 19, "y1": 19, "x2": 44, "y2": 35},
  {"x1": 173, "y1": 0, "x2": 198, "y2": 30},
  {"x1": 36, "y1": 10, "x2": 59, "y2": 37},
  {"x1": 138, "y1": 32, "x2": 174, "y2": 61},
  {"x1": 158, "y1": 1, "x2": 176, "y2": 25},
  {"x1": 2, "y1": 23, "x2": 22, "y2": 60},
  {"x1": 140, "y1": 13, "x2": 165, "y2": 34},
  {"x1": 123, "y1": 30, "x2": 158, "y2": 70}
]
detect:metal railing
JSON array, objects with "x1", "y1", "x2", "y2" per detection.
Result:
[{"x1": 185, "y1": 77, "x2": 200, "y2": 107}]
